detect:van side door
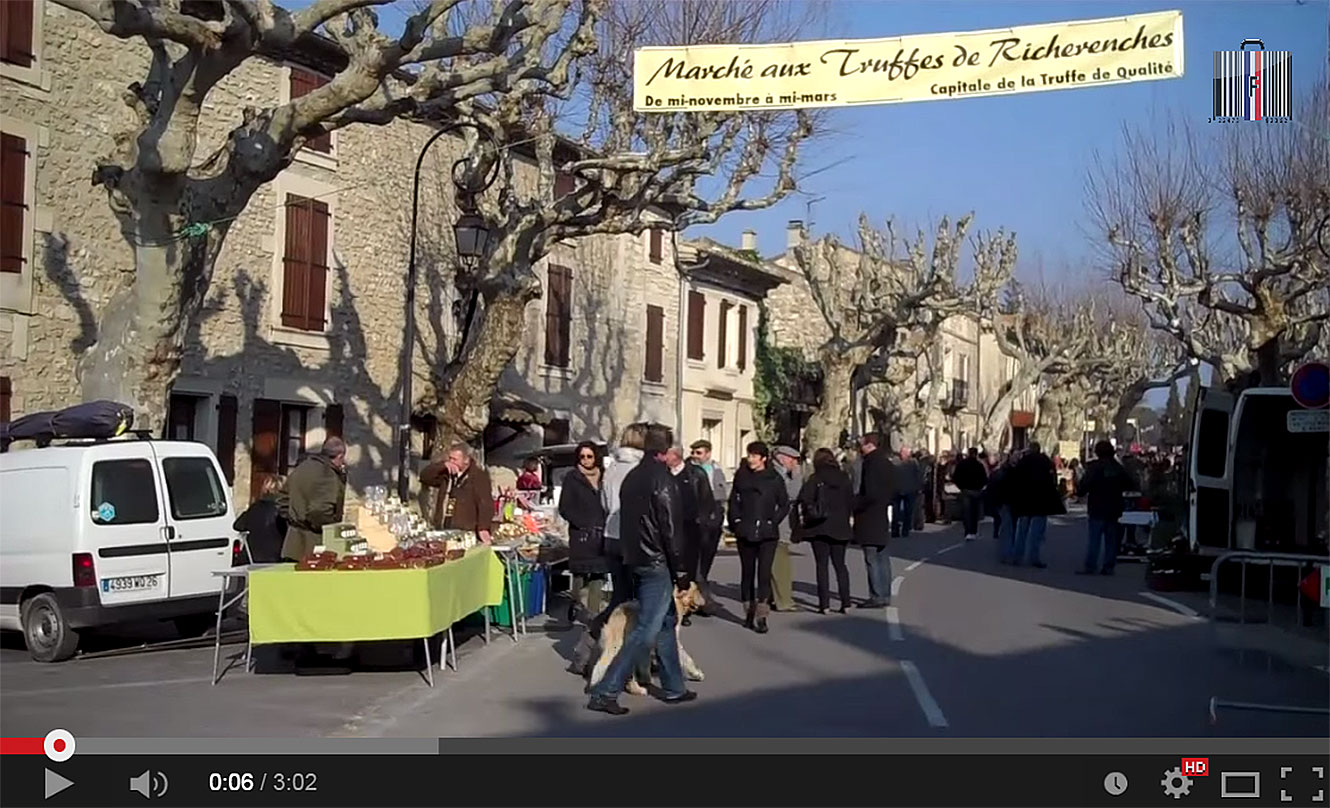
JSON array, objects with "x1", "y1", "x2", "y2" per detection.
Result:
[
  {"x1": 85, "y1": 445, "x2": 172, "y2": 605},
  {"x1": 1188, "y1": 387, "x2": 1235, "y2": 551},
  {"x1": 153, "y1": 443, "x2": 232, "y2": 599}
]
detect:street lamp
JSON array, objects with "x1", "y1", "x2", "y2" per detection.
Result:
[{"x1": 397, "y1": 121, "x2": 500, "y2": 501}]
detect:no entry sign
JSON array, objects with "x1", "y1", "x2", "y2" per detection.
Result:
[{"x1": 1289, "y1": 361, "x2": 1329, "y2": 409}]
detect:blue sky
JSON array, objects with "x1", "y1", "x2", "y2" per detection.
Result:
[{"x1": 690, "y1": 0, "x2": 1328, "y2": 275}]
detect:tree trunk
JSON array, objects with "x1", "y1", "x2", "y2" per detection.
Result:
[
  {"x1": 77, "y1": 201, "x2": 212, "y2": 434},
  {"x1": 430, "y1": 290, "x2": 534, "y2": 446},
  {"x1": 804, "y1": 349, "x2": 864, "y2": 452}
]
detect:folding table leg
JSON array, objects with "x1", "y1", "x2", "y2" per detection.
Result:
[
  {"x1": 447, "y1": 626, "x2": 458, "y2": 671},
  {"x1": 423, "y1": 638, "x2": 434, "y2": 688},
  {"x1": 210, "y1": 587, "x2": 226, "y2": 686},
  {"x1": 483, "y1": 610, "x2": 491, "y2": 645}
]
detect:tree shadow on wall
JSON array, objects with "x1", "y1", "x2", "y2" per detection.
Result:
[{"x1": 42, "y1": 231, "x2": 99, "y2": 355}]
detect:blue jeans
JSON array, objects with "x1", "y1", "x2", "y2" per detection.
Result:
[
  {"x1": 588, "y1": 563, "x2": 685, "y2": 700},
  {"x1": 862, "y1": 545, "x2": 892, "y2": 602},
  {"x1": 1083, "y1": 518, "x2": 1120, "y2": 572},
  {"x1": 892, "y1": 495, "x2": 913, "y2": 538},
  {"x1": 1012, "y1": 515, "x2": 1047, "y2": 565},
  {"x1": 997, "y1": 506, "x2": 1016, "y2": 561}
]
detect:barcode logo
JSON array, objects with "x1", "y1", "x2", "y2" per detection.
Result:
[{"x1": 1212, "y1": 49, "x2": 1293, "y2": 121}]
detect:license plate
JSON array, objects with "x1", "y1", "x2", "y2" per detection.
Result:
[{"x1": 101, "y1": 575, "x2": 162, "y2": 593}]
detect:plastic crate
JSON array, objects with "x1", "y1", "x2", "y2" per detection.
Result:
[{"x1": 487, "y1": 565, "x2": 546, "y2": 627}]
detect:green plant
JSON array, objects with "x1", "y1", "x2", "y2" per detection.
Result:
[{"x1": 753, "y1": 305, "x2": 818, "y2": 441}]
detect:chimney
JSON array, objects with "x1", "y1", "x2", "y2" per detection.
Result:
[
  {"x1": 786, "y1": 220, "x2": 805, "y2": 251},
  {"x1": 740, "y1": 230, "x2": 758, "y2": 252}
]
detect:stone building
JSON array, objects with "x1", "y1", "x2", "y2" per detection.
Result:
[
  {"x1": 0, "y1": 0, "x2": 677, "y2": 503},
  {"x1": 674, "y1": 233, "x2": 793, "y2": 471}
]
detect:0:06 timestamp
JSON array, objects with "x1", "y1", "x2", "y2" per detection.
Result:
[{"x1": 208, "y1": 772, "x2": 319, "y2": 792}]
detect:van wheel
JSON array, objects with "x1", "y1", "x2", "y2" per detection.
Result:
[{"x1": 21, "y1": 593, "x2": 81, "y2": 663}]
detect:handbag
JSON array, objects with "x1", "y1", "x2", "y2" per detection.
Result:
[{"x1": 800, "y1": 482, "x2": 827, "y2": 529}]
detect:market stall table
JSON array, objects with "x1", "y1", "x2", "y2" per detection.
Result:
[{"x1": 246, "y1": 546, "x2": 504, "y2": 687}]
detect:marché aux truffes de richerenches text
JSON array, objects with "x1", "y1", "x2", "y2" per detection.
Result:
[{"x1": 644, "y1": 25, "x2": 1176, "y2": 86}]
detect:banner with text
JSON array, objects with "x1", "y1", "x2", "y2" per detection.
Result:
[{"x1": 634, "y1": 11, "x2": 1184, "y2": 112}]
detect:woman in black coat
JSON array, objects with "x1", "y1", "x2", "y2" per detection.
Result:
[
  {"x1": 233, "y1": 476, "x2": 287, "y2": 563},
  {"x1": 797, "y1": 448, "x2": 854, "y2": 614},
  {"x1": 728, "y1": 442, "x2": 790, "y2": 634},
  {"x1": 558, "y1": 441, "x2": 608, "y2": 624}
]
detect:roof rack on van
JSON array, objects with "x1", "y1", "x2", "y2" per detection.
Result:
[{"x1": 0, "y1": 401, "x2": 138, "y2": 452}]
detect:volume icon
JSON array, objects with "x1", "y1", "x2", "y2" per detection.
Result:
[{"x1": 129, "y1": 770, "x2": 169, "y2": 799}]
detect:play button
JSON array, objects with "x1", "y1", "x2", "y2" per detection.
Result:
[{"x1": 45, "y1": 769, "x2": 74, "y2": 800}]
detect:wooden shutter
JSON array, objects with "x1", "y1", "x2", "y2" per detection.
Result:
[
  {"x1": 686, "y1": 291, "x2": 706, "y2": 360},
  {"x1": 649, "y1": 229, "x2": 663, "y2": 263},
  {"x1": 281, "y1": 195, "x2": 329, "y2": 331},
  {"x1": 544, "y1": 265, "x2": 571, "y2": 368},
  {"x1": 0, "y1": 133, "x2": 27, "y2": 274},
  {"x1": 0, "y1": 376, "x2": 11, "y2": 423},
  {"x1": 644, "y1": 304, "x2": 664, "y2": 383},
  {"x1": 554, "y1": 172, "x2": 575, "y2": 199},
  {"x1": 324, "y1": 403, "x2": 344, "y2": 440},
  {"x1": 543, "y1": 418, "x2": 570, "y2": 446},
  {"x1": 216, "y1": 394, "x2": 238, "y2": 485},
  {"x1": 250, "y1": 398, "x2": 281, "y2": 502},
  {"x1": 717, "y1": 300, "x2": 731, "y2": 368},
  {"x1": 1, "y1": 0, "x2": 35, "y2": 68},
  {"x1": 737, "y1": 305, "x2": 749, "y2": 370},
  {"x1": 288, "y1": 67, "x2": 331, "y2": 152}
]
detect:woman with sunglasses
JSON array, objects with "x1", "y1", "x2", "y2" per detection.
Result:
[{"x1": 559, "y1": 441, "x2": 609, "y2": 628}]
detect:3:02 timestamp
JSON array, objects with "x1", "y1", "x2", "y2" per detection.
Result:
[{"x1": 208, "y1": 772, "x2": 319, "y2": 792}]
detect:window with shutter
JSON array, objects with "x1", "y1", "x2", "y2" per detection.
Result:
[
  {"x1": 717, "y1": 300, "x2": 731, "y2": 368},
  {"x1": 737, "y1": 305, "x2": 749, "y2": 370},
  {"x1": 1, "y1": 0, "x2": 34, "y2": 68},
  {"x1": 1, "y1": 132, "x2": 28, "y2": 274},
  {"x1": 216, "y1": 394, "x2": 238, "y2": 485},
  {"x1": 249, "y1": 399, "x2": 281, "y2": 502},
  {"x1": 0, "y1": 376, "x2": 11, "y2": 423},
  {"x1": 288, "y1": 66, "x2": 332, "y2": 153},
  {"x1": 686, "y1": 290, "x2": 706, "y2": 360},
  {"x1": 554, "y1": 172, "x2": 575, "y2": 199},
  {"x1": 645, "y1": 304, "x2": 664, "y2": 383},
  {"x1": 323, "y1": 403, "x2": 344, "y2": 440},
  {"x1": 544, "y1": 265, "x2": 572, "y2": 368},
  {"x1": 281, "y1": 195, "x2": 329, "y2": 332},
  {"x1": 543, "y1": 418, "x2": 570, "y2": 446},
  {"x1": 649, "y1": 229, "x2": 663, "y2": 263}
]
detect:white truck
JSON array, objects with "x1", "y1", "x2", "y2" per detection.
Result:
[
  {"x1": 0, "y1": 437, "x2": 237, "y2": 662},
  {"x1": 1187, "y1": 386, "x2": 1328, "y2": 556}
]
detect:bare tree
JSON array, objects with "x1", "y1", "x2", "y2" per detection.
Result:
[
  {"x1": 792, "y1": 214, "x2": 1015, "y2": 452},
  {"x1": 421, "y1": 0, "x2": 817, "y2": 443},
  {"x1": 56, "y1": 0, "x2": 599, "y2": 428},
  {"x1": 1088, "y1": 85, "x2": 1329, "y2": 388}
]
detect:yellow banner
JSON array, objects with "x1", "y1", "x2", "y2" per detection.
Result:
[{"x1": 634, "y1": 11, "x2": 1183, "y2": 112}]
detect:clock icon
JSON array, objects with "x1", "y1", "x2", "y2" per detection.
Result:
[{"x1": 1104, "y1": 772, "x2": 1129, "y2": 796}]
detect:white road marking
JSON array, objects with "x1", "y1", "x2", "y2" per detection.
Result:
[
  {"x1": 886, "y1": 607, "x2": 904, "y2": 641},
  {"x1": 905, "y1": 560, "x2": 925, "y2": 572},
  {"x1": 1137, "y1": 591, "x2": 1201, "y2": 619},
  {"x1": 891, "y1": 576, "x2": 904, "y2": 597},
  {"x1": 5, "y1": 676, "x2": 209, "y2": 697},
  {"x1": 900, "y1": 660, "x2": 948, "y2": 728},
  {"x1": 935, "y1": 542, "x2": 965, "y2": 556}
]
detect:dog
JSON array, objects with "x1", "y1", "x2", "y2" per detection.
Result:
[{"x1": 586, "y1": 582, "x2": 705, "y2": 696}]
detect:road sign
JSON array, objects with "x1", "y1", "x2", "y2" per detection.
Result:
[
  {"x1": 1289, "y1": 361, "x2": 1329, "y2": 409},
  {"x1": 1287, "y1": 409, "x2": 1329, "y2": 433}
]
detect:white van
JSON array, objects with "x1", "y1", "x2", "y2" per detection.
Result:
[
  {"x1": 0, "y1": 438, "x2": 236, "y2": 662},
  {"x1": 1188, "y1": 386, "x2": 1329, "y2": 555}
]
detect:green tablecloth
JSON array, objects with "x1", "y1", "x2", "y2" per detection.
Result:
[{"x1": 248, "y1": 546, "x2": 504, "y2": 644}]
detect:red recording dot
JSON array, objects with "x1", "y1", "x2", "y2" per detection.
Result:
[{"x1": 53, "y1": 739, "x2": 66, "y2": 753}]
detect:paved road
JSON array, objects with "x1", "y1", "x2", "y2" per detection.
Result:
[{"x1": 2, "y1": 512, "x2": 1326, "y2": 738}]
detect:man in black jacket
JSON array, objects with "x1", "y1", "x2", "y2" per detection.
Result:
[
  {"x1": 853, "y1": 433, "x2": 896, "y2": 608},
  {"x1": 1076, "y1": 441, "x2": 1139, "y2": 575},
  {"x1": 952, "y1": 448, "x2": 989, "y2": 541},
  {"x1": 665, "y1": 446, "x2": 715, "y2": 624},
  {"x1": 586, "y1": 425, "x2": 697, "y2": 715}
]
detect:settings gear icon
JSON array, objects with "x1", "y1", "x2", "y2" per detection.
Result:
[{"x1": 1161, "y1": 767, "x2": 1194, "y2": 799}]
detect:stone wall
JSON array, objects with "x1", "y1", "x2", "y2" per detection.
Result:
[{"x1": 0, "y1": 2, "x2": 674, "y2": 501}]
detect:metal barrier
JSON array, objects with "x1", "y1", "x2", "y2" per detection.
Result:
[{"x1": 1206, "y1": 550, "x2": 1329, "y2": 723}]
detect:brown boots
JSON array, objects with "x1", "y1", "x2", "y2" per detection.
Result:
[{"x1": 745, "y1": 602, "x2": 770, "y2": 634}]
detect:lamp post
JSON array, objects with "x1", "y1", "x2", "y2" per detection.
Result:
[{"x1": 397, "y1": 122, "x2": 499, "y2": 502}]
